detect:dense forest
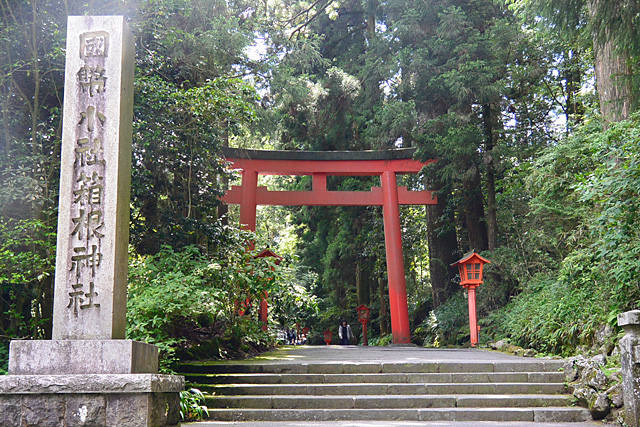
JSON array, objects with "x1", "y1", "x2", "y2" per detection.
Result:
[{"x1": 1, "y1": 0, "x2": 640, "y2": 371}]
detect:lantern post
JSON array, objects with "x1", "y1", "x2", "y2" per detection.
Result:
[
  {"x1": 451, "y1": 252, "x2": 490, "y2": 347},
  {"x1": 253, "y1": 248, "x2": 282, "y2": 331},
  {"x1": 356, "y1": 304, "x2": 371, "y2": 346},
  {"x1": 323, "y1": 330, "x2": 333, "y2": 346}
]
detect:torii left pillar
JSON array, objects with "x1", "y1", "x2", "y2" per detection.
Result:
[
  {"x1": 239, "y1": 169, "x2": 270, "y2": 329},
  {"x1": 240, "y1": 170, "x2": 258, "y2": 239}
]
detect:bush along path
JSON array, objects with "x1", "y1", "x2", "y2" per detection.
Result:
[{"x1": 176, "y1": 346, "x2": 591, "y2": 423}]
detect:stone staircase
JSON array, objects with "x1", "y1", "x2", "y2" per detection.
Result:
[{"x1": 179, "y1": 358, "x2": 591, "y2": 423}]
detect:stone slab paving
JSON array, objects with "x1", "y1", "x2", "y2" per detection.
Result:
[{"x1": 184, "y1": 345, "x2": 563, "y2": 366}]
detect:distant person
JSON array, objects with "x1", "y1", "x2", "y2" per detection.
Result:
[{"x1": 338, "y1": 320, "x2": 354, "y2": 345}]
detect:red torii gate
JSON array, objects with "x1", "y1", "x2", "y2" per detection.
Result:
[{"x1": 221, "y1": 147, "x2": 436, "y2": 344}]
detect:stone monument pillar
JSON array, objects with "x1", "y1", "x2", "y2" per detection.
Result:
[
  {"x1": 618, "y1": 310, "x2": 640, "y2": 427},
  {"x1": 0, "y1": 16, "x2": 183, "y2": 426}
]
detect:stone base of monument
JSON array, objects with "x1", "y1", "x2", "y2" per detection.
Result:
[
  {"x1": 0, "y1": 340, "x2": 184, "y2": 427},
  {"x1": 0, "y1": 374, "x2": 183, "y2": 426}
]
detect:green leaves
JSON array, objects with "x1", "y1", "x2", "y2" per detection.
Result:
[
  {"x1": 484, "y1": 114, "x2": 640, "y2": 354},
  {"x1": 574, "y1": 114, "x2": 640, "y2": 299},
  {"x1": 0, "y1": 218, "x2": 56, "y2": 341},
  {"x1": 131, "y1": 75, "x2": 258, "y2": 253},
  {"x1": 126, "y1": 227, "x2": 305, "y2": 369},
  {"x1": 180, "y1": 388, "x2": 209, "y2": 421}
]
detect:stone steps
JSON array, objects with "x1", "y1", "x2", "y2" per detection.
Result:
[
  {"x1": 186, "y1": 371, "x2": 565, "y2": 384},
  {"x1": 180, "y1": 361, "x2": 566, "y2": 374},
  {"x1": 206, "y1": 394, "x2": 573, "y2": 409},
  {"x1": 204, "y1": 408, "x2": 591, "y2": 422},
  {"x1": 179, "y1": 359, "x2": 591, "y2": 423},
  {"x1": 201, "y1": 382, "x2": 568, "y2": 395}
]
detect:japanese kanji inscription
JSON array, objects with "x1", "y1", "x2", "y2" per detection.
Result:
[{"x1": 52, "y1": 16, "x2": 134, "y2": 340}]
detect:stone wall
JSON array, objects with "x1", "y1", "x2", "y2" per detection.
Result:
[{"x1": 564, "y1": 354, "x2": 623, "y2": 421}]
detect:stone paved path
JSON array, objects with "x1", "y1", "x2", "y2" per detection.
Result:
[{"x1": 192, "y1": 344, "x2": 562, "y2": 365}]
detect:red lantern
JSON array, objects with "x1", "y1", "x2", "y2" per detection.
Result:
[
  {"x1": 356, "y1": 304, "x2": 371, "y2": 346},
  {"x1": 323, "y1": 329, "x2": 333, "y2": 345},
  {"x1": 451, "y1": 252, "x2": 490, "y2": 347},
  {"x1": 356, "y1": 304, "x2": 371, "y2": 323},
  {"x1": 454, "y1": 252, "x2": 489, "y2": 287}
]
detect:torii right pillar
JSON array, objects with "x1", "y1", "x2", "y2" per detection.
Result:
[{"x1": 382, "y1": 170, "x2": 411, "y2": 344}]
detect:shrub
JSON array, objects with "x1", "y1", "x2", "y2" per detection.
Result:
[
  {"x1": 369, "y1": 334, "x2": 393, "y2": 346},
  {"x1": 126, "y1": 230, "x2": 283, "y2": 371},
  {"x1": 180, "y1": 388, "x2": 209, "y2": 421}
]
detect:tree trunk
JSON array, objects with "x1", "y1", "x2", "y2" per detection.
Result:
[
  {"x1": 588, "y1": 0, "x2": 634, "y2": 127},
  {"x1": 362, "y1": 259, "x2": 372, "y2": 305},
  {"x1": 1, "y1": 93, "x2": 9, "y2": 153},
  {"x1": 41, "y1": 275, "x2": 53, "y2": 339},
  {"x1": 426, "y1": 185, "x2": 459, "y2": 309},
  {"x1": 482, "y1": 104, "x2": 498, "y2": 251},
  {"x1": 356, "y1": 258, "x2": 363, "y2": 305},
  {"x1": 218, "y1": 119, "x2": 229, "y2": 226},
  {"x1": 378, "y1": 273, "x2": 389, "y2": 334},
  {"x1": 462, "y1": 170, "x2": 488, "y2": 252},
  {"x1": 362, "y1": 2, "x2": 382, "y2": 116},
  {"x1": 593, "y1": 40, "x2": 632, "y2": 126},
  {"x1": 564, "y1": 50, "x2": 585, "y2": 127}
]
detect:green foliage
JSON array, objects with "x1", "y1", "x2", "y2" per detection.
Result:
[
  {"x1": 179, "y1": 388, "x2": 209, "y2": 421},
  {"x1": 126, "y1": 229, "x2": 282, "y2": 371},
  {"x1": 576, "y1": 115, "x2": 640, "y2": 300},
  {"x1": 369, "y1": 334, "x2": 393, "y2": 347},
  {"x1": 0, "y1": 341, "x2": 8, "y2": 374},
  {"x1": 131, "y1": 76, "x2": 258, "y2": 254},
  {"x1": 0, "y1": 218, "x2": 56, "y2": 372},
  {"x1": 270, "y1": 261, "x2": 320, "y2": 327},
  {"x1": 0, "y1": 219, "x2": 56, "y2": 348},
  {"x1": 3, "y1": 0, "x2": 640, "y2": 365},
  {"x1": 511, "y1": 0, "x2": 640, "y2": 58},
  {"x1": 418, "y1": 292, "x2": 470, "y2": 347},
  {"x1": 0, "y1": 219, "x2": 55, "y2": 291},
  {"x1": 493, "y1": 265, "x2": 609, "y2": 355},
  {"x1": 1, "y1": 0, "x2": 265, "y2": 351},
  {"x1": 483, "y1": 114, "x2": 640, "y2": 354}
]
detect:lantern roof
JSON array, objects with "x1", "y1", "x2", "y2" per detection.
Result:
[
  {"x1": 254, "y1": 248, "x2": 283, "y2": 264},
  {"x1": 356, "y1": 304, "x2": 370, "y2": 311},
  {"x1": 450, "y1": 251, "x2": 491, "y2": 267}
]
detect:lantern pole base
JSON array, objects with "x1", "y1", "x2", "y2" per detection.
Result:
[
  {"x1": 466, "y1": 285, "x2": 479, "y2": 347},
  {"x1": 362, "y1": 323, "x2": 368, "y2": 346}
]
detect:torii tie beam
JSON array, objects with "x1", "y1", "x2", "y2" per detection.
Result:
[{"x1": 221, "y1": 147, "x2": 437, "y2": 344}]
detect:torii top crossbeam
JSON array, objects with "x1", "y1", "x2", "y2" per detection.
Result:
[
  {"x1": 220, "y1": 147, "x2": 436, "y2": 345},
  {"x1": 222, "y1": 147, "x2": 437, "y2": 207}
]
